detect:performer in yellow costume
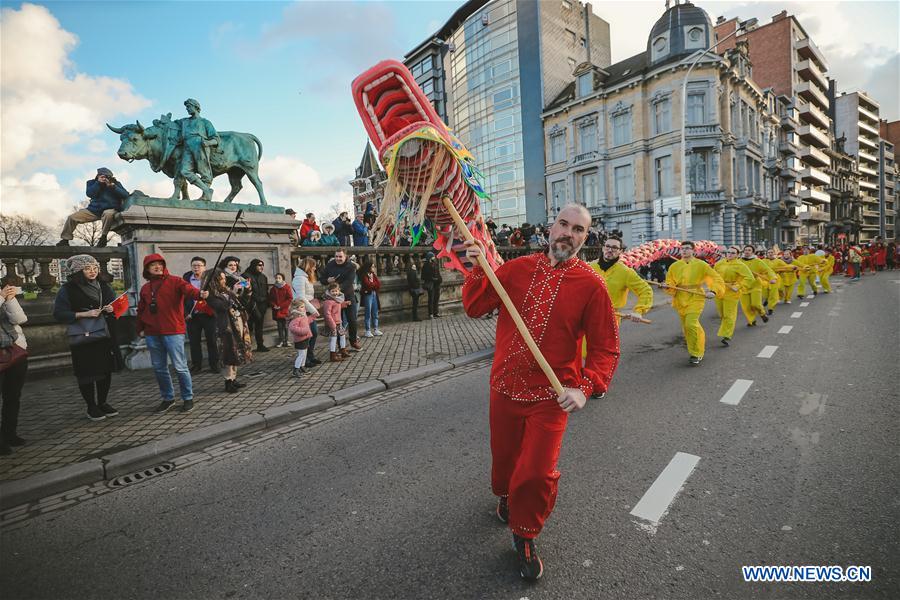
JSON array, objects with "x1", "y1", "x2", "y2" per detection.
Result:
[
  {"x1": 663, "y1": 241, "x2": 725, "y2": 365},
  {"x1": 816, "y1": 247, "x2": 835, "y2": 293},
  {"x1": 778, "y1": 251, "x2": 801, "y2": 303},
  {"x1": 714, "y1": 246, "x2": 754, "y2": 346},
  {"x1": 762, "y1": 248, "x2": 789, "y2": 314},
  {"x1": 795, "y1": 246, "x2": 825, "y2": 298},
  {"x1": 739, "y1": 245, "x2": 777, "y2": 326},
  {"x1": 589, "y1": 236, "x2": 653, "y2": 324}
]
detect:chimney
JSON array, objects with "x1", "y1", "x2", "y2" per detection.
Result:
[
  {"x1": 772, "y1": 10, "x2": 788, "y2": 23},
  {"x1": 583, "y1": 3, "x2": 592, "y2": 65}
]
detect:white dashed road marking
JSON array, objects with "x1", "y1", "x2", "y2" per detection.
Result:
[
  {"x1": 630, "y1": 452, "x2": 701, "y2": 526},
  {"x1": 800, "y1": 302, "x2": 810, "y2": 307},
  {"x1": 791, "y1": 312, "x2": 803, "y2": 318},
  {"x1": 757, "y1": 345, "x2": 778, "y2": 359},
  {"x1": 720, "y1": 379, "x2": 753, "y2": 406},
  {"x1": 778, "y1": 326, "x2": 793, "y2": 334}
]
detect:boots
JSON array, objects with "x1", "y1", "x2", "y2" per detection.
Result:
[
  {"x1": 330, "y1": 351, "x2": 343, "y2": 362},
  {"x1": 340, "y1": 347, "x2": 352, "y2": 358},
  {"x1": 225, "y1": 379, "x2": 239, "y2": 393}
]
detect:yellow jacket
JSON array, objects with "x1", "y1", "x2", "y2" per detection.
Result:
[
  {"x1": 714, "y1": 258, "x2": 755, "y2": 300},
  {"x1": 665, "y1": 259, "x2": 725, "y2": 315},
  {"x1": 741, "y1": 257, "x2": 777, "y2": 289},
  {"x1": 823, "y1": 254, "x2": 835, "y2": 275},
  {"x1": 795, "y1": 253, "x2": 825, "y2": 274},
  {"x1": 590, "y1": 261, "x2": 654, "y2": 315},
  {"x1": 777, "y1": 260, "x2": 800, "y2": 286},
  {"x1": 763, "y1": 258, "x2": 788, "y2": 287}
]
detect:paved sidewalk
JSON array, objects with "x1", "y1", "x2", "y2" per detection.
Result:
[{"x1": 2, "y1": 313, "x2": 496, "y2": 482}]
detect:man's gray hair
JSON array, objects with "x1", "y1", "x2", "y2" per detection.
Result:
[{"x1": 555, "y1": 203, "x2": 591, "y2": 224}]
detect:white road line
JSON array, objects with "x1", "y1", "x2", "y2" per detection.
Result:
[
  {"x1": 778, "y1": 325, "x2": 793, "y2": 334},
  {"x1": 630, "y1": 452, "x2": 701, "y2": 525},
  {"x1": 757, "y1": 345, "x2": 778, "y2": 358},
  {"x1": 800, "y1": 302, "x2": 810, "y2": 307},
  {"x1": 720, "y1": 379, "x2": 753, "y2": 405},
  {"x1": 791, "y1": 312, "x2": 803, "y2": 318}
]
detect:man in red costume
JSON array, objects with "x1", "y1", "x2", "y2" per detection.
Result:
[{"x1": 462, "y1": 204, "x2": 620, "y2": 582}]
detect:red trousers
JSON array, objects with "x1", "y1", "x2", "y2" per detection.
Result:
[{"x1": 490, "y1": 390, "x2": 569, "y2": 539}]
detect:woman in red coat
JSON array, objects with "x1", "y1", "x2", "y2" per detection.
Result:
[{"x1": 268, "y1": 273, "x2": 293, "y2": 348}]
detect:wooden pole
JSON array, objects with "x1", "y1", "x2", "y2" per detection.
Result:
[
  {"x1": 646, "y1": 279, "x2": 707, "y2": 297},
  {"x1": 442, "y1": 198, "x2": 564, "y2": 396},
  {"x1": 615, "y1": 312, "x2": 652, "y2": 324}
]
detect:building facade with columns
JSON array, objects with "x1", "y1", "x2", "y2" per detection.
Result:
[{"x1": 542, "y1": 1, "x2": 786, "y2": 247}]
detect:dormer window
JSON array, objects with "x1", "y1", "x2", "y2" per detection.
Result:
[
  {"x1": 684, "y1": 25, "x2": 706, "y2": 49},
  {"x1": 651, "y1": 34, "x2": 669, "y2": 62},
  {"x1": 688, "y1": 27, "x2": 703, "y2": 42},
  {"x1": 578, "y1": 72, "x2": 593, "y2": 97},
  {"x1": 653, "y1": 36, "x2": 667, "y2": 53}
]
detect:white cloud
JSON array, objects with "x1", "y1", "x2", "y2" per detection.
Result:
[
  {"x1": 0, "y1": 3, "x2": 151, "y2": 174},
  {"x1": 0, "y1": 173, "x2": 80, "y2": 225}
]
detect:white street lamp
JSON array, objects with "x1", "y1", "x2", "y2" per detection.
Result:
[{"x1": 679, "y1": 18, "x2": 758, "y2": 241}]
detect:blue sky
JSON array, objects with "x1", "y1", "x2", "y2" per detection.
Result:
[{"x1": 1, "y1": 1, "x2": 897, "y2": 225}]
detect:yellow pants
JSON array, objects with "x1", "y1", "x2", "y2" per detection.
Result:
[
  {"x1": 820, "y1": 273, "x2": 832, "y2": 292},
  {"x1": 797, "y1": 274, "x2": 817, "y2": 296},
  {"x1": 766, "y1": 284, "x2": 779, "y2": 310},
  {"x1": 781, "y1": 282, "x2": 796, "y2": 302},
  {"x1": 679, "y1": 312, "x2": 705, "y2": 358},
  {"x1": 740, "y1": 290, "x2": 765, "y2": 324},
  {"x1": 715, "y1": 298, "x2": 739, "y2": 339}
]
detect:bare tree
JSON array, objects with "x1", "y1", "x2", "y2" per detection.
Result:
[{"x1": 0, "y1": 213, "x2": 53, "y2": 246}]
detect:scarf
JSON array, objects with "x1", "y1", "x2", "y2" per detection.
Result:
[
  {"x1": 76, "y1": 278, "x2": 103, "y2": 307},
  {"x1": 324, "y1": 290, "x2": 345, "y2": 304},
  {"x1": 598, "y1": 257, "x2": 619, "y2": 271},
  {"x1": 274, "y1": 281, "x2": 286, "y2": 288}
]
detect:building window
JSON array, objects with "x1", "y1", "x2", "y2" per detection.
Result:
[
  {"x1": 578, "y1": 119, "x2": 597, "y2": 153},
  {"x1": 655, "y1": 155, "x2": 673, "y2": 197},
  {"x1": 551, "y1": 180, "x2": 567, "y2": 210},
  {"x1": 581, "y1": 172, "x2": 600, "y2": 207},
  {"x1": 689, "y1": 152, "x2": 708, "y2": 192},
  {"x1": 492, "y1": 60, "x2": 511, "y2": 78},
  {"x1": 653, "y1": 99, "x2": 671, "y2": 135},
  {"x1": 565, "y1": 29, "x2": 576, "y2": 45},
  {"x1": 578, "y1": 73, "x2": 593, "y2": 98},
  {"x1": 549, "y1": 133, "x2": 565, "y2": 163},
  {"x1": 494, "y1": 114, "x2": 514, "y2": 132},
  {"x1": 687, "y1": 92, "x2": 705, "y2": 125},
  {"x1": 496, "y1": 169, "x2": 516, "y2": 187},
  {"x1": 493, "y1": 87, "x2": 513, "y2": 109},
  {"x1": 420, "y1": 79, "x2": 434, "y2": 96},
  {"x1": 420, "y1": 55, "x2": 433, "y2": 73},
  {"x1": 567, "y1": 57, "x2": 576, "y2": 71},
  {"x1": 614, "y1": 164, "x2": 634, "y2": 203},
  {"x1": 612, "y1": 113, "x2": 631, "y2": 146}
]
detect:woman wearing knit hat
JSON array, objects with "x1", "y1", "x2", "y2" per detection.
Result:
[{"x1": 53, "y1": 254, "x2": 124, "y2": 421}]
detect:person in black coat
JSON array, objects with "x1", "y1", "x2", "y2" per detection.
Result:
[
  {"x1": 332, "y1": 212, "x2": 353, "y2": 247},
  {"x1": 241, "y1": 258, "x2": 270, "y2": 352},
  {"x1": 421, "y1": 252, "x2": 443, "y2": 318},
  {"x1": 183, "y1": 256, "x2": 219, "y2": 373},
  {"x1": 52, "y1": 254, "x2": 124, "y2": 421},
  {"x1": 406, "y1": 262, "x2": 425, "y2": 321}
]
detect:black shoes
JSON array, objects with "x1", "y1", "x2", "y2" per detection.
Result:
[
  {"x1": 0, "y1": 442, "x2": 11, "y2": 456},
  {"x1": 233, "y1": 380, "x2": 246, "y2": 389},
  {"x1": 225, "y1": 380, "x2": 239, "y2": 393},
  {"x1": 292, "y1": 367, "x2": 307, "y2": 378},
  {"x1": 767, "y1": 309, "x2": 774, "y2": 315},
  {"x1": 747, "y1": 321, "x2": 757, "y2": 327},
  {"x1": 56, "y1": 239, "x2": 69, "y2": 246},
  {"x1": 98, "y1": 403, "x2": 118, "y2": 416},
  {"x1": 760, "y1": 313, "x2": 769, "y2": 323},
  {"x1": 190, "y1": 365, "x2": 202, "y2": 375},
  {"x1": 689, "y1": 356, "x2": 702, "y2": 365},
  {"x1": 256, "y1": 346, "x2": 270, "y2": 353},
  {"x1": 3, "y1": 434, "x2": 26, "y2": 447},
  {"x1": 721, "y1": 337, "x2": 730, "y2": 346},
  {"x1": 155, "y1": 400, "x2": 175, "y2": 414},
  {"x1": 513, "y1": 534, "x2": 544, "y2": 582},
  {"x1": 87, "y1": 405, "x2": 107, "y2": 421},
  {"x1": 496, "y1": 496, "x2": 509, "y2": 524},
  {"x1": 181, "y1": 400, "x2": 194, "y2": 413}
]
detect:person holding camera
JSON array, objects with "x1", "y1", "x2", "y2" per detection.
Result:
[
  {"x1": 137, "y1": 253, "x2": 207, "y2": 414},
  {"x1": 52, "y1": 255, "x2": 124, "y2": 421},
  {"x1": 57, "y1": 167, "x2": 129, "y2": 248},
  {"x1": 332, "y1": 212, "x2": 353, "y2": 247}
]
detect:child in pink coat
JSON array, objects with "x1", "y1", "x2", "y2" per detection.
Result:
[
  {"x1": 288, "y1": 299, "x2": 313, "y2": 377},
  {"x1": 322, "y1": 282, "x2": 351, "y2": 362}
]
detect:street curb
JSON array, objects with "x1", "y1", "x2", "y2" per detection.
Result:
[
  {"x1": 0, "y1": 346, "x2": 496, "y2": 512},
  {"x1": 378, "y1": 361, "x2": 453, "y2": 388},
  {"x1": 0, "y1": 459, "x2": 104, "y2": 511}
]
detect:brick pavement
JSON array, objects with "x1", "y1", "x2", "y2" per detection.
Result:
[{"x1": 1, "y1": 313, "x2": 496, "y2": 483}]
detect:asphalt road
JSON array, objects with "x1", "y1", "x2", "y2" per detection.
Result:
[{"x1": 2, "y1": 274, "x2": 898, "y2": 599}]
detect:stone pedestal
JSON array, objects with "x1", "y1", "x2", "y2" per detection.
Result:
[{"x1": 112, "y1": 196, "x2": 296, "y2": 368}]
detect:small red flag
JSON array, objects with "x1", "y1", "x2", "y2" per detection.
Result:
[{"x1": 109, "y1": 293, "x2": 129, "y2": 319}]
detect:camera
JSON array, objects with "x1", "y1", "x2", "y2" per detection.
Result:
[{"x1": 149, "y1": 299, "x2": 158, "y2": 314}]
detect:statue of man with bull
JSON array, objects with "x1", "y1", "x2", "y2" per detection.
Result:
[
  {"x1": 107, "y1": 98, "x2": 267, "y2": 205},
  {"x1": 177, "y1": 98, "x2": 218, "y2": 201}
]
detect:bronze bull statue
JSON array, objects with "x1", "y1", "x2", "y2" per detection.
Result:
[{"x1": 107, "y1": 117, "x2": 267, "y2": 205}]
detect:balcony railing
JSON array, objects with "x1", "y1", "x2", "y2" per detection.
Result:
[
  {"x1": 800, "y1": 209, "x2": 830, "y2": 222},
  {"x1": 690, "y1": 190, "x2": 725, "y2": 203},
  {"x1": 801, "y1": 144, "x2": 829, "y2": 167},
  {"x1": 0, "y1": 246, "x2": 128, "y2": 294},
  {"x1": 797, "y1": 81, "x2": 829, "y2": 111},
  {"x1": 779, "y1": 139, "x2": 801, "y2": 156},
  {"x1": 796, "y1": 59, "x2": 828, "y2": 91},
  {"x1": 858, "y1": 149, "x2": 878, "y2": 164},
  {"x1": 795, "y1": 38, "x2": 828, "y2": 71},
  {"x1": 686, "y1": 125, "x2": 720, "y2": 137},
  {"x1": 858, "y1": 105, "x2": 879, "y2": 124},
  {"x1": 859, "y1": 120, "x2": 880, "y2": 138},
  {"x1": 572, "y1": 150, "x2": 599, "y2": 165},
  {"x1": 801, "y1": 166, "x2": 830, "y2": 187},
  {"x1": 797, "y1": 101, "x2": 829, "y2": 130},
  {"x1": 780, "y1": 112, "x2": 800, "y2": 131},
  {"x1": 798, "y1": 124, "x2": 830, "y2": 149},
  {"x1": 799, "y1": 186, "x2": 830, "y2": 205}
]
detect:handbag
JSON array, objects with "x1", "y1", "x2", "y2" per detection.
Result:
[
  {"x1": 67, "y1": 316, "x2": 110, "y2": 346},
  {"x1": 0, "y1": 344, "x2": 27, "y2": 373}
]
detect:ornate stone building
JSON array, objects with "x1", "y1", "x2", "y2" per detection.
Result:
[
  {"x1": 349, "y1": 142, "x2": 386, "y2": 217},
  {"x1": 824, "y1": 135, "x2": 862, "y2": 244},
  {"x1": 541, "y1": 1, "x2": 785, "y2": 247}
]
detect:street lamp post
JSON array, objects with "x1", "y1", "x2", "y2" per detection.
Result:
[{"x1": 679, "y1": 18, "x2": 758, "y2": 241}]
